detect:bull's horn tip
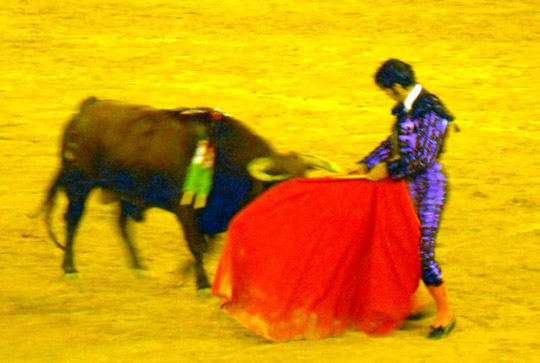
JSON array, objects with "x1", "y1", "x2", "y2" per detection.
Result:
[{"x1": 328, "y1": 162, "x2": 342, "y2": 173}]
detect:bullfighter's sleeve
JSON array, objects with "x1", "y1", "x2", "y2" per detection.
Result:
[
  {"x1": 360, "y1": 136, "x2": 393, "y2": 170},
  {"x1": 387, "y1": 113, "x2": 448, "y2": 179}
]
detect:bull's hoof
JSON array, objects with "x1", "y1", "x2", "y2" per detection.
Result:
[
  {"x1": 63, "y1": 272, "x2": 80, "y2": 280},
  {"x1": 196, "y1": 287, "x2": 211, "y2": 296},
  {"x1": 196, "y1": 278, "x2": 211, "y2": 291}
]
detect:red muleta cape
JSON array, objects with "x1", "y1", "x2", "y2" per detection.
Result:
[{"x1": 212, "y1": 177, "x2": 421, "y2": 341}]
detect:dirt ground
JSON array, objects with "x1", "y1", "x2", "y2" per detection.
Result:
[{"x1": 0, "y1": 0, "x2": 538, "y2": 361}]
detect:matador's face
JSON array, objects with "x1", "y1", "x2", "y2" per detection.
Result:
[{"x1": 381, "y1": 84, "x2": 407, "y2": 103}]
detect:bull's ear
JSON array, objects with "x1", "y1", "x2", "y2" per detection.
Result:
[{"x1": 300, "y1": 154, "x2": 341, "y2": 173}]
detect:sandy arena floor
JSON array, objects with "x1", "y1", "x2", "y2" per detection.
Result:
[{"x1": 0, "y1": 0, "x2": 538, "y2": 361}]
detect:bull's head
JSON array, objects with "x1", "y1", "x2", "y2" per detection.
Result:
[
  {"x1": 180, "y1": 108, "x2": 341, "y2": 182},
  {"x1": 247, "y1": 153, "x2": 341, "y2": 182}
]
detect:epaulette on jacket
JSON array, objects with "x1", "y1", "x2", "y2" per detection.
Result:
[{"x1": 411, "y1": 93, "x2": 455, "y2": 121}]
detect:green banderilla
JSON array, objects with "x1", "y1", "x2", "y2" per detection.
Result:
[{"x1": 181, "y1": 158, "x2": 213, "y2": 209}]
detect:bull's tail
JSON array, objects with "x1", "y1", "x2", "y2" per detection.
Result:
[{"x1": 42, "y1": 171, "x2": 66, "y2": 251}]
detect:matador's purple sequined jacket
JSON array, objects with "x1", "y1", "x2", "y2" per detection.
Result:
[
  {"x1": 361, "y1": 90, "x2": 454, "y2": 181},
  {"x1": 360, "y1": 90, "x2": 455, "y2": 286}
]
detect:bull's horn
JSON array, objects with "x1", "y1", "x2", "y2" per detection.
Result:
[
  {"x1": 247, "y1": 158, "x2": 292, "y2": 182},
  {"x1": 300, "y1": 153, "x2": 341, "y2": 173}
]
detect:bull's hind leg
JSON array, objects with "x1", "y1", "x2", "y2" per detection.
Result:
[
  {"x1": 118, "y1": 201, "x2": 145, "y2": 271},
  {"x1": 176, "y1": 206, "x2": 210, "y2": 290},
  {"x1": 62, "y1": 180, "x2": 92, "y2": 275}
]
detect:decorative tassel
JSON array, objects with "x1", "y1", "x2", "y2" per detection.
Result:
[{"x1": 181, "y1": 139, "x2": 215, "y2": 209}]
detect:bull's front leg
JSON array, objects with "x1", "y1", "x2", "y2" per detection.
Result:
[{"x1": 175, "y1": 205, "x2": 210, "y2": 290}]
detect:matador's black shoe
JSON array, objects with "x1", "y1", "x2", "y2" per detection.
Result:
[{"x1": 428, "y1": 317, "x2": 456, "y2": 340}]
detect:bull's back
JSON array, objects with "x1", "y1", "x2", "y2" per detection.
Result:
[{"x1": 64, "y1": 98, "x2": 197, "y2": 177}]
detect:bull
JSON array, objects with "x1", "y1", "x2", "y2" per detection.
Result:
[{"x1": 42, "y1": 97, "x2": 338, "y2": 289}]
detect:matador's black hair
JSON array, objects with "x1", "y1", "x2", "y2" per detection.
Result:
[{"x1": 374, "y1": 59, "x2": 416, "y2": 89}]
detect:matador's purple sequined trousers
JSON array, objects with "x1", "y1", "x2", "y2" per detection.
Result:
[{"x1": 407, "y1": 163, "x2": 447, "y2": 286}]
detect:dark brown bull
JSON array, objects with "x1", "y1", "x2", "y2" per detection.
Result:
[{"x1": 42, "y1": 97, "x2": 338, "y2": 289}]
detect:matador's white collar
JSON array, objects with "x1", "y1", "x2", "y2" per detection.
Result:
[{"x1": 404, "y1": 84, "x2": 422, "y2": 111}]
